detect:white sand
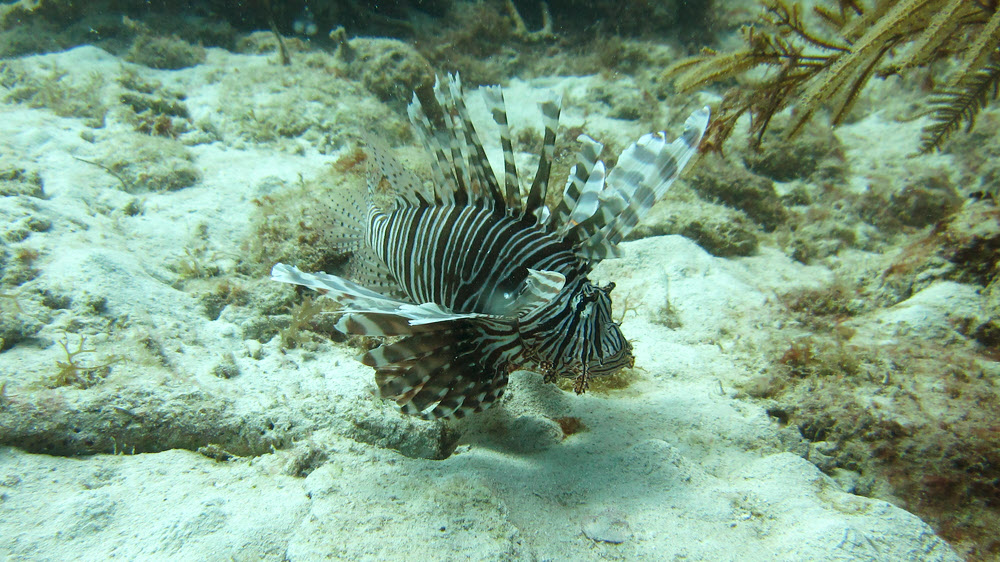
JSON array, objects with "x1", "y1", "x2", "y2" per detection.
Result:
[{"x1": 0, "y1": 46, "x2": 963, "y2": 560}]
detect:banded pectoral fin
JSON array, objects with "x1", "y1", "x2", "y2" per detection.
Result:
[
  {"x1": 272, "y1": 263, "x2": 395, "y2": 305},
  {"x1": 332, "y1": 301, "x2": 517, "y2": 419},
  {"x1": 508, "y1": 268, "x2": 566, "y2": 317},
  {"x1": 272, "y1": 263, "x2": 484, "y2": 326},
  {"x1": 273, "y1": 263, "x2": 516, "y2": 420},
  {"x1": 339, "y1": 314, "x2": 512, "y2": 418},
  {"x1": 362, "y1": 320, "x2": 516, "y2": 420}
]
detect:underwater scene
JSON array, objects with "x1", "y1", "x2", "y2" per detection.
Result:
[{"x1": 0, "y1": 0, "x2": 998, "y2": 559}]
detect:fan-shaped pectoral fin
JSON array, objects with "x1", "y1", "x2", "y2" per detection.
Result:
[{"x1": 510, "y1": 268, "x2": 566, "y2": 316}]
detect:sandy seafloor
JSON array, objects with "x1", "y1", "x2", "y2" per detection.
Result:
[{"x1": 0, "y1": 43, "x2": 982, "y2": 560}]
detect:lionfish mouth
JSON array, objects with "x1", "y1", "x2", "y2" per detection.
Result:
[{"x1": 587, "y1": 341, "x2": 635, "y2": 377}]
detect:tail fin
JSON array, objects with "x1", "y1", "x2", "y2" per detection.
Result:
[
  {"x1": 364, "y1": 133, "x2": 432, "y2": 208},
  {"x1": 321, "y1": 179, "x2": 370, "y2": 254},
  {"x1": 310, "y1": 172, "x2": 405, "y2": 297}
]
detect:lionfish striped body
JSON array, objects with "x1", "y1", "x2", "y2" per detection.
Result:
[{"x1": 273, "y1": 75, "x2": 708, "y2": 419}]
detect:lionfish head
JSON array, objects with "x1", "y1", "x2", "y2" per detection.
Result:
[{"x1": 573, "y1": 281, "x2": 633, "y2": 377}]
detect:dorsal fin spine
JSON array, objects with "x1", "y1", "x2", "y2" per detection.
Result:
[
  {"x1": 406, "y1": 95, "x2": 454, "y2": 203},
  {"x1": 568, "y1": 106, "x2": 710, "y2": 260},
  {"x1": 483, "y1": 85, "x2": 521, "y2": 213},
  {"x1": 554, "y1": 133, "x2": 604, "y2": 234},
  {"x1": 524, "y1": 97, "x2": 561, "y2": 222},
  {"x1": 437, "y1": 83, "x2": 466, "y2": 206},
  {"x1": 447, "y1": 76, "x2": 491, "y2": 207}
]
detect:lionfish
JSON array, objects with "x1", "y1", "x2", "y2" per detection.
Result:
[{"x1": 272, "y1": 75, "x2": 708, "y2": 420}]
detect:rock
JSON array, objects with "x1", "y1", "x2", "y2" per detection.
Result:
[
  {"x1": 126, "y1": 34, "x2": 206, "y2": 70},
  {"x1": 688, "y1": 155, "x2": 788, "y2": 232},
  {"x1": 627, "y1": 186, "x2": 760, "y2": 258},
  {"x1": 681, "y1": 217, "x2": 759, "y2": 257},
  {"x1": 346, "y1": 406, "x2": 462, "y2": 460},
  {"x1": 504, "y1": 415, "x2": 564, "y2": 453},
  {"x1": 0, "y1": 164, "x2": 44, "y2": 198},
  {"x1": 740, "y1": 116, "x2": 846, "y2": 183},
  {"x1": 343, "y1": 38, "x2": 434, "y2": 105},
  {"x1": 889, "y1": 177, "x2": 962, "y2": 229},
  {"x1": 98, "y1": 134, "x2": 199, "y2": 193}
]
